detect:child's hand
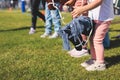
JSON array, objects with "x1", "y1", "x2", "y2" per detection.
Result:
[{"x1": 71, "y1": 7, "x2": 83, "y2": 18}]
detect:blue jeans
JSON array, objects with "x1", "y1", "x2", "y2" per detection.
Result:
[{"x1": 45, "y1": 2, "x2": 61, "y2": 34}]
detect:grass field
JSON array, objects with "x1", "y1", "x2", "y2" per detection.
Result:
[{"x1": 0, "y1": 10, "x2": 120, "y2": 80}]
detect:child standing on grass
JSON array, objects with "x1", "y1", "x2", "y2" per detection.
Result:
[
  {"x1": 64, "y1": 0, "x2": 89, "y2": 57},
  {"x1": 71, "y1": 0, "x2": 114, "y2": 71},
  {"x1": 40, "y1": 0, "x2": 61, "y2": 38}
]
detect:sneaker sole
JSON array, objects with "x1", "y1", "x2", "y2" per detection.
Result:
[
  {"x1": 81, "y1": 63, "x2": 90, "y2": 68},
  {"x1": 86, "y1": 67, "x2": 106, "y2": 71},
  {"x1": 67, "y1": 51, "x2": 73, "y2": 54},
  {"x1": 40, "y1": 35, "x2": 51, "y2": 38},
  {"x1": 70, "y1": 53, "x2": 89, "y2": 58},
  {"x1": 49, "y1": 36, "x2": 59, "y2": 39}
]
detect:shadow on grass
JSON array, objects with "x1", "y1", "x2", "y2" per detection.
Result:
[
  {"x1": 0, "y1": 26, "x2": 44, "y2": 32},
  {"x1": 105, "y1": 38, "x2": 120, "y2": 68},
  {"x1": 104, "y1": 39, "x2": 120, "y2": 50},
  {"x1": 109, "y1": 29, "x2": 120, "y2": 32},
  {"x1": 111, "y1": 20, "x2": 120, "y2": 25},
  {"x1": 110, "y1": 39, "x2": 120, "y2": 49},
  {"x1": 105, "y1": 54, "x2": 120, "y2": 68}
]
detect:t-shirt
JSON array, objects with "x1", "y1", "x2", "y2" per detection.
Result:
[{"x1": 88, "y1": 0, "x2": 114, "y2": 21}]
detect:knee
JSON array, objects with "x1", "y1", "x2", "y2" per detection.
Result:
[{"x1": 93, "y1": 38, "x2": 103, "y2": 44}]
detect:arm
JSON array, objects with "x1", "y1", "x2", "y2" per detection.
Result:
[
  {"x1": 64, "y1": 0, "x2": 76, "y2": 6},
  {"x1": 71, "y1": 0, "x2": 103, "y2": 18}
]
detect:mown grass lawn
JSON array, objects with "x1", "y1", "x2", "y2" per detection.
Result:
[{"x1": 0, "y1": 10, "x2": 120, "y2": 80}]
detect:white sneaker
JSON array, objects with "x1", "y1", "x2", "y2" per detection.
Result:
[
  {"x1": 81, "y1": 59, "x2": 95, "y2": 68},
  {"x1": 40, "y1": 33, "x2": 51, "y2": 38},
  {"x1": 49, "y1": 32, "x2": 59, "y2": 38},
  {"x1": 27, "y1": 8, "x2": 31, "y2": 12},
  {"x1": 29, "y1": 28, "x2": 35, "y2": 34},
  {"x1": 85, "y1": 61, "x2": 106, "y2": 71},
  {"x1": 70, "y1": 48, "x2": 89, "y2": 58},
  {"x1": 68, "y1": 48, "x2": 76, "y2": 54}
]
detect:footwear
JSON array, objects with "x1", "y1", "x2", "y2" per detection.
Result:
[
  {"x1": 70, "y1": 48, "x2": 89, "y2": 58},
  {"x1": 27, "y1": 8, "x2": 31, "y2": 12},
  {"x1": 68, "y1": 48, "x2": 76, "y2": 54},
  {"x1": 29, "y1": 28, "x2": 35, "y2": 34},
  {"x1": 85, "y1": 61, "x2": 106, "y2": 71},
  {"x1": 49, "y1": 32, "x2": 59, "y2": 38},
  {"x1": 40, "y1": 33, "x2": 51, "y2": 38},
  {"x1": 81, "y1": 59, "x2": 95, "y2": 68}
]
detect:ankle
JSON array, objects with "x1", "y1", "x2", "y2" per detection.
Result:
[{"x1": 96, "y1": 60, "x2": 105, "y2": 64}]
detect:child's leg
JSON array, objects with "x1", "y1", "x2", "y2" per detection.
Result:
[
  {"x1": 90, "y1": 36, "x2": 96, "y2": 60},
  {"x1": 81, "y1": 34, "x2": 87, "y2": 49},
  {"x1": 90, "y1": 21, "x2": 111, "y2": 63}
]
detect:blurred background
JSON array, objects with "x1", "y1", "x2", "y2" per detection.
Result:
[
  {"x1": 0, "y1": 0, "x2": 120, "y2": 15},
  {"x1": 0, "y1": 0, "x2": 45, "y2": 11}
]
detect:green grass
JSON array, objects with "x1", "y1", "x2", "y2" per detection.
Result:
[{"x1": 0, "y1": 10, "x2": 120, "y2": 80}]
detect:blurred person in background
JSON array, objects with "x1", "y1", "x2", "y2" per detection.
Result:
[
  {"x1": 29, "y1": 0, "x2": 45, "y2": 34},
  {"x1": 10, "y1": 0, "x2": 18, "y2": 9},
  {"x1": 25, "y1": 0, "x2": 31, "y2": 12}
]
